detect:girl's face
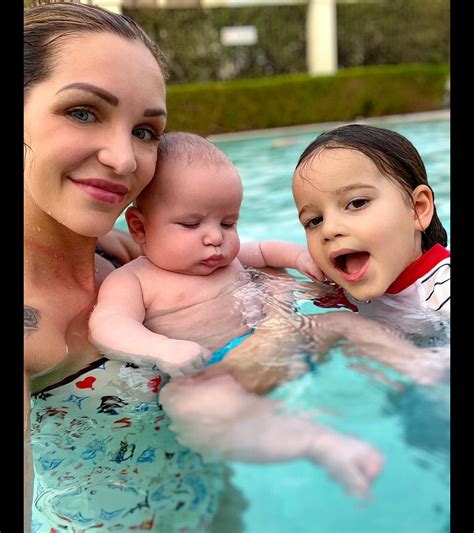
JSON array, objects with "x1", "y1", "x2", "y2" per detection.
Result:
[
  {"x1": 292, "y1": 148, "x2": 427, "y2": 302},
  {"x1": 24, "y1": 32, "x2": 167, "y2": 238}
]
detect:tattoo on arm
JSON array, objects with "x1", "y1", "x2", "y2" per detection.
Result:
[{"x1": 24, "y1": 306, "x2": 40, "y2": 339}]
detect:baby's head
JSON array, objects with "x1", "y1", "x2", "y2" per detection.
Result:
[
  {"x1": 292, "y1": 124, "x2": 448, "y2": 301},
  {"x1": 126, "y1": 132, "x2": 243, "y2": 275}
]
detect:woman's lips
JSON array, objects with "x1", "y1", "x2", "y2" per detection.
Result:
[{"x1": 69, "y1": 178, "x2": 129, "y2": 205}]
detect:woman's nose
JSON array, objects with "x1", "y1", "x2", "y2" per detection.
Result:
[{"x1": 97, "y1": 128, "x2": 138, "y2": 176}]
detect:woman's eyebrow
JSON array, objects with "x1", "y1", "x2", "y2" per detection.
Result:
[
  {"x1": 144, "y1": 108, "x2": 167, "y2": 118},
  {"x1": 56, "y1": 82, "x2": 167, "y2": 118},
  {"x1": 56, "y1": 82, "x2": 119, "y2": 106}
]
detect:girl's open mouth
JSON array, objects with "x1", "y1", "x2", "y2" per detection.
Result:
[{"x1": 332, "y1": 251, "x2": 370, "y2": 282}]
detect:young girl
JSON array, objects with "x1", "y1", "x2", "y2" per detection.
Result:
[{"x1": 292, "y1": 124, "x2": 450, "y2": 325}]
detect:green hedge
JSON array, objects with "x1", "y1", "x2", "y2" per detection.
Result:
[
  {"x1": 165, "y1": 64, "x2": 449, "y2": 137},
  {"x1": 125, "y1": 1, "x2": 449, "y2": 85}
]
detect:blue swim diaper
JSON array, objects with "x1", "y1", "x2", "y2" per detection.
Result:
[{"x1": 205, "y1": 329, "x2": 255, "y2": 366}]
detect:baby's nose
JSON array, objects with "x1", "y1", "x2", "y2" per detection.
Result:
[{"x1": 203, "y1": 227, "x2": 224, "y2": 245}]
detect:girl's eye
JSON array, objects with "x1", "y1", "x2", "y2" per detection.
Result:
[
  {"x1": 221, "y1": 222, "x2": 236, "y2": 228},
  {"x1": 68, "y1": 108, "x2": 96, "y2": 123},
  {"x1": 132, "y1": 127, "x2": 159, "y2": 142},
  {"x1": 348, "y1": 198, "x2": 369, "y2": 210},
  {"x1": 304, "y1": 216, "x2": 323, "y2": 229}
]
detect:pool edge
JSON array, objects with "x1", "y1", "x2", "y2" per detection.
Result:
[{"x1": 207, "y1": 109, "x2": 450, "y2": 142}]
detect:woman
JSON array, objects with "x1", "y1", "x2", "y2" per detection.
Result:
[{"x1": 24, "y1": 3, "x2": 224, "y2": 531}]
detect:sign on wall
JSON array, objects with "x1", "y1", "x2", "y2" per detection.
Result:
[{"x1": 220, "y1": 25, "x2": 258, "y2": 46}]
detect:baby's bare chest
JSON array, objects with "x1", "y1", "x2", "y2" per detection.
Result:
[{"x1": 141, "y1": 264, "x2": 243, "y2": 314}]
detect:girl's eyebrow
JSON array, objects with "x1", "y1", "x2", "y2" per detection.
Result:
[
  {"x1": 298, "y1": 204, "x2": 317, "y2": 219},
  {"x1": 334, "y1": 183, "x2": 377, "y2": 194},
  {"x1": 56, "y1": 82, "x2": 167, "y2": 118}
]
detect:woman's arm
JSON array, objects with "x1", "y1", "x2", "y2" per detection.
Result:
[
  {"x1": 96, "y1": 228, "x2": 143, "y2": 266},
  {"x1": 24, "y1": 371, "x2": 32, "y2": 533},
  {"x1": 24, "y1": 305, "x2": 43, "y2": 533}
]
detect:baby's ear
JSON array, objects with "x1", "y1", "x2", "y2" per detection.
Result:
[
  {"x1": 125, "y1": 207, "x2": 147, "y2": 245},
  {"x1": 412, "y1": 185, "x2": 434, "y2": 232}
]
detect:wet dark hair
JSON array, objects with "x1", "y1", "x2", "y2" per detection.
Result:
[
  {"x1": 295, "y1": 123, "x2": 447, "y2": 252},
  {"x1": 24, "y1": 1, "x2": 168, "y2": 100}
]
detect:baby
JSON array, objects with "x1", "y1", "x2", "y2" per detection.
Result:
[
  {"x1": 292, "y1": 124, "x2": 450, "y2": 328},
  {"x1": 89, "y1": 132, "x2": 444, "y2": 497},
  {"x1": 89, "y1": 131, "x2": 327, "y2": 377}
]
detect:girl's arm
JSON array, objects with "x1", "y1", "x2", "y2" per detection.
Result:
[
  {"x1": 308, "y1": 311, "x2": 450, "y2": 386},
  {"x1": 88, "y1": 267, "x2": 211, "y2": 377},
  {"x1": 238, "y1": 240, "x2": 324, "y2": 281}
]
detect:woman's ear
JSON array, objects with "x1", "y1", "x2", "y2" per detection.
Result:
[
  {"x1": 412, "y1": 185, "x2": 434, "y2": 232},
  {"x1": 125, "y1": 207, "x2": 147, "y2": 246}
]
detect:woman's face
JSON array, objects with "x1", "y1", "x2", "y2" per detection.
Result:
[{"x1": 24, "y1": 32, "x2": 167, "y2": 238}]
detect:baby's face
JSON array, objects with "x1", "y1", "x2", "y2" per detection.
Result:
[
  {"x1": 143, "y1": 161, "x2": 243, "y2": 275},
  {"x1": 292, "y1": 148, "x2": 423, "y2": 301}
]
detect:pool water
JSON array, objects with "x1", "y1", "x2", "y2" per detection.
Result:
[
  {"x1": 214, "y1": 117, "x2": 450, "y2": 247},
  {"x1": 115, "y1": 116, "x2": 450, "y2": 533}
]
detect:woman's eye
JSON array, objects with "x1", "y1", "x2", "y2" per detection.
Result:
[
  {"x1": 68, "y1": 108, "x2": 96, "y2": 123},
  {"x1": 133, "y1": 127, "x2": 159, "y2": 142},
  {"x1": 305, "y1": 216, "x2": 322, "y2": 229},
  {"x1": 348, "y1": 198, "x2": 369, "y2": 210}
]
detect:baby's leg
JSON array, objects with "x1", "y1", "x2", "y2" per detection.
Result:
[
  {"x1": 307, "y1": 311, "x2": 450, "y2": 385},
  {"x1": 160, "y1": 372, "x2": 383, "y2": 498},
  {"x1": 213, "y1": 319, "x2": 312, "y2": 395}
]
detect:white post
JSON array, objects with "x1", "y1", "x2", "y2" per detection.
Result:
[
  {"x1": 84, "y1": 0, "x2": 122, "y2": 14},
  {"x1": 306, "y1": 0, "x2": 337, "y2": 76}
]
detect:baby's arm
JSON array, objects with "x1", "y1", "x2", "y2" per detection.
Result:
[
  {"x1": 89, "y1": 266, "x2": 211, "y2": 377},
  {"x1": 239, "y1": 240, "x2": 324, "y2": 281},
  {"x1": 160, "y1": 372, "x2": 383, "y2": 498}
]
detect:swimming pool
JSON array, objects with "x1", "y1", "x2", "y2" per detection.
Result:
[{"x1": 115, "y1": 114, "x2": 450, "y2": 533}]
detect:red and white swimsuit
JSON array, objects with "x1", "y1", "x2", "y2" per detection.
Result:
[{"x1": 344, "y1": 244, "x2": 450, "y2": 321}]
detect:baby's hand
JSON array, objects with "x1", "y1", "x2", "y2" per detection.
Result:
[
  {"x1": 310, "y1": 432, "x2": 384, "y2": 498},
  {"x1": 295, "y1": 249, "x2": 325, "y2": 282},
  {"x1": 155, "y1": 339, "x2": 212, "y2": 378}
]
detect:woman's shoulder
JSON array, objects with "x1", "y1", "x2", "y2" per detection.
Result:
[{"x1": 24, "y1": 302, "x2": 68, "y2": 381}]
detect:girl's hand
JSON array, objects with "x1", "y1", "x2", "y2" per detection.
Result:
[{"x1": 295, "y1": 249, "x2": 326, "y2": 282}]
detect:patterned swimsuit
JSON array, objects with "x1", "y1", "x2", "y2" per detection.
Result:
[{"x1": 30, "y1": 358, "x2": 224, "y2": 532}]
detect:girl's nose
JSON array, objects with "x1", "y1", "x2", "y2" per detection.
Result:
[{"x1": 321, "y1": 213, "x2": 346, "y2": 242}]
